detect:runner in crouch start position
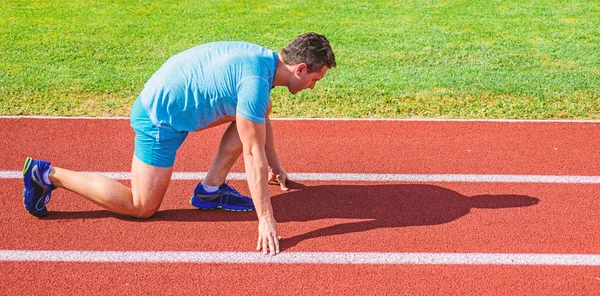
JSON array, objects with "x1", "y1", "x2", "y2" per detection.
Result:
[{"x1": 22, "y1": 32, "x2": 337, "y2": 255}]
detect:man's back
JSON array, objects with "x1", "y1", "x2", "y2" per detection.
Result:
[{"x1": 139, "y1": 41, "x2": 278, "y2": 132}]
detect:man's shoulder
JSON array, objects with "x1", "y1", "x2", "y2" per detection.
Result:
[{"x1": 201, "y1": 41, "x2": 270, "y2": 54}]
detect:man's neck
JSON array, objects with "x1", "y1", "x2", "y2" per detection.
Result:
[{"x1": 272, "y1": 55, "x2": 293, "y2": 87}]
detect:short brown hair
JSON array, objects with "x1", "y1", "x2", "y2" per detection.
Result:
[{"x1": 280, "y1": 32, "x2": 336, "y2": 73}]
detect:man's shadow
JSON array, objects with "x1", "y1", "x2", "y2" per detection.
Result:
[
  {"x1": 48, "y1": 182, "x2": 538, "y2": 249},
  {"x1": 268, "y1": 182, "x2": 538, "y2": 248}
]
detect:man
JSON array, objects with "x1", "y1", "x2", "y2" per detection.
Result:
[{"x1": 22, "y1": 32, "x2": 336, "y2": 256}]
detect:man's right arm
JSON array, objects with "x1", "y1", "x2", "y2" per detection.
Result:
[{"x1": 235, "y1": 113, "x2": 280, "y2": 255}]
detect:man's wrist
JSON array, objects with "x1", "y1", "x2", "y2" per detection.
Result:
[{"x1": 258, "y1": 216, "x2": 275, "y2": 222}]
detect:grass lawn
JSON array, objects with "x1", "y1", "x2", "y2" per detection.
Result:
[{"x1": 1, "y1": 0, "x2": 599, "y2": 118}]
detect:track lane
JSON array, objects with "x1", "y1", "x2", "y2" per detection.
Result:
[
  {"x1": 2, "y1": 262, "x2": 598, "y2": 295},
  {"x1": 1, "y1": 118, "x2": 599, "y2": 175},
  {"x1": 3, "y1": 118, "x2": 600, "y2": 295},
  {"x1": 2, "y1": 180, "x2": 598, "y2": 254}
]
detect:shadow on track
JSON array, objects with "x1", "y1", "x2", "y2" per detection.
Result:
[
  {"x1": 46, "y1": 181, "x2": 539, "y2": 249},
  {"x1": 270, "y1": 182, "x2": 538, "y2": 249}
]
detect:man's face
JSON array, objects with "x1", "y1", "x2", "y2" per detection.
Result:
[{"x1": 288, "y1": 64, "x2": 328, "y2": 94}]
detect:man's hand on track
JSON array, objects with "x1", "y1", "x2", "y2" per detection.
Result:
[
  {"x1": 268, "y1": 168, "x2": 289, "y2": 191},
  {"x1": 257, "y1": 216, "x2": 280, "y2": 256}
]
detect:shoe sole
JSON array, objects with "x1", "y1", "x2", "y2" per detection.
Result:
[
  {"x1": 22, "y1": 157, "x2": 32, "y2": 211},
  {"x1": 189, "y1": 197, "x2": 254, "y2": 212},
  {"x1": 23, "y1": 157, "x2": 33, "y2": 175}
]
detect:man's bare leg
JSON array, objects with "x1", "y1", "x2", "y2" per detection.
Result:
[
  {"x1": 48, "y1": 156, "x2": 172, "y2": 218},
  {"x1": 203, "y1": 122, "x2": 243, "y2": 186}
]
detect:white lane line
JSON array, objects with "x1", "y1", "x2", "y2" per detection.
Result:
[
  {"x1": 3, "y1": 171, "x2": 600, "y2": 184},
  {"x1": 1, "y1": 250, "x2": 599, "y2": 266}
]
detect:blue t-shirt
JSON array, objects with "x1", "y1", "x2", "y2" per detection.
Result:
[{"x1": 139, "y1": 42, "x2": 278, "y2": 132}]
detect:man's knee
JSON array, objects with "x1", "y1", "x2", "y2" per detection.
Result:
[
  {"x1": 130, "y1": 156, "x2": 172, "y2": 219},
  {"x1": 131, "y1": 204, "x2": 159, "y2": 219},
  {"x1": 130, "y1": 188, "x2": 164, "y2": 219}
]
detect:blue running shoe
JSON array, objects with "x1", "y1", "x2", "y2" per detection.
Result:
[
  {"x1": 23, "y1": 157, "x2": 55, "y2": 217},
  {"x1": 190, "y1": 182, "x2": 254, "y2": 212}
]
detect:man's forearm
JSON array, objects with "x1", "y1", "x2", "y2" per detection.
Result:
[
  {"x1": 264, "y1": 118, "x2": 283, "y2": 171},
  {"x1": 243, "y1": 148, "x2": 272, "y2": 218},
  {"x1": 265, "y1": 147, "x2": 282, "y2": 172}
]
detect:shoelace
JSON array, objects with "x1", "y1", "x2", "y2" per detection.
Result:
[
  {"x1": 223, "y1": 186, "x2": 242, "y2": 197},
  {"x1": 219, "y1": 182, "x2": 245, "y2": 205},
  {"x1": 221, "y1": 181, "x2": 244, "y2": 196}
]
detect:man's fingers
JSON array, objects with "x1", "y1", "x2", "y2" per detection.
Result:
[
  {"x1": 268, "y1": 236, "x2": 275, "y2": 256},
  {"x1": 267, "y1": 235, "x2": 280, "y2": 256},
  {"x1": 262, "y1": 238, "x2": 268, "y2": 255},
  {"x1": 268, "y1": 171, "x2": 276, "y2": 183},
  {"x1": 258, "y1": 234, "x2": 280, "y2": 256},
  {"x1": 279, "y1": 179, "x2": 289, "y2": 191},
  {"x1": 276, "y1": 174, "x2": 289, "y2": 191}
]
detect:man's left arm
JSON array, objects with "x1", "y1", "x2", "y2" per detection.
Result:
[{"x1": 264, "y1": 104, "x2": 289, "y2": 191}]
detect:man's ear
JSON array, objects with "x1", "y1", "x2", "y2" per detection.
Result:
[{"x1": 295, "y1": 63, "x2": 307, "y2": 76}]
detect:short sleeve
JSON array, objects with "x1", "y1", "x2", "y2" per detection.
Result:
[{"x1": 236, "y1": 77, "x2": 271, "y2": 124}]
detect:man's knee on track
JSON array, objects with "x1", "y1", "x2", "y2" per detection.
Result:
[
  {"x1": 129, "y1": 198, "x2": 161, "y2": 219},
  {"x1": 131, "y1": 206, "x2": 158, "y2": 219}
]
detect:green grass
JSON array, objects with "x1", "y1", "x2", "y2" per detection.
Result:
[{"x1": 1, "y1": 0, "x2": 599, "y2": 119}]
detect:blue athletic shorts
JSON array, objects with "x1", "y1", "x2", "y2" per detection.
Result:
[{"x1": 130, "y1": 97, "x2": 188, "y2": 168}]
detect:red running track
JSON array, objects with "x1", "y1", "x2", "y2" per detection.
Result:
[{"x1": 1, "y1": 118, "x2": 599, "y2": 295}]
